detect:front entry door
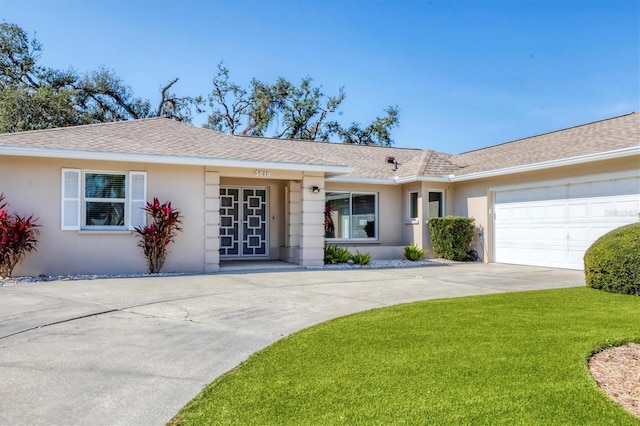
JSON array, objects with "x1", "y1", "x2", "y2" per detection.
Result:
[{"x1": 219, "y1": 187, "x2": 269, "y2": 257}]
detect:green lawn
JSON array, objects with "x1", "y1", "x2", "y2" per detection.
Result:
[{"x1": 171, "y1": 288, "x2": 640, "y2": 425}]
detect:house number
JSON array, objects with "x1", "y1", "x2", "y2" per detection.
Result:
[{"x1": 254, "y1": 170, "x2": 271, "y2": 177}]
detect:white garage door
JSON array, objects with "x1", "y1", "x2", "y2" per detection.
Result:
[{"x1": 494, "y1": 175, "x2": 640, "y2": 270}]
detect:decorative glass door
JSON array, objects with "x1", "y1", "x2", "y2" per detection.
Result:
[{"x1": 219, "y1": 187, "x2": 269, "y2": 257}]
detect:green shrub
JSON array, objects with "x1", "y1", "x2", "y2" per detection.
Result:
[
  {"x1": 584, "y1": 223, "x2": 640, "y2": 295},
  {"x1": 324, "y1": 245, "x2": 351, "y2": 264},
  {"x1": 351, "y1": 250, "x2": 372, "y2": 265},
  {"x1": 428, "y1": 216, "x2": 475, "y2": 261},
  {"x1": 404, "y1": 244, "x2": 426, "y2": 261}
]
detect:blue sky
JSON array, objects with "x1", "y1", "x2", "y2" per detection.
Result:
[{"x1": 1, "y1": 0, "x2": 638, "y2": 153}]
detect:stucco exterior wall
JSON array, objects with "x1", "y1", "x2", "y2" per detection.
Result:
[{"x1": 1, "y1": 156, "x2": 206, "y2": 276}]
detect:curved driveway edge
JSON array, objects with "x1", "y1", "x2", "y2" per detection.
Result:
[{"x1": 0, "y1": 263, "x2": 583, "y2": 425}]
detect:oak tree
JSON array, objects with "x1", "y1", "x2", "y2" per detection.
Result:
[
  {"x1": 0, "y1": 22, "x2": 202, "y2": 133},
  {"x1": 206, "y1": 62, "x2": 399, "y2": 145}
]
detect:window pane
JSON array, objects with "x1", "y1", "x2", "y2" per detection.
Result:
[
  {"x1": 86, "y1": 173, "x2": 126, "y2": 199},
  {"x1": 351, "y1": 194, "x2": 375, "y2": 238},
  {"x1": 325, "y1": 192, "x2": 350, "y2": 238},
  {"x1": 409, "y1": 192, "x2": 418, "y2": 219},
  {"x1": 86, "y1": 202, "x2": 125, "y2": 226},
  {"x1": 428, "y1": 192, "x2": 443, "y2": 218}
]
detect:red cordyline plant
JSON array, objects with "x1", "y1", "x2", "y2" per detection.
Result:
[
  {"x1": 0, "y1": 194, "x2": 41, "y2": 279},
  {"x1": 134, "y1": 198, "x2": 183, "y2": 274}
]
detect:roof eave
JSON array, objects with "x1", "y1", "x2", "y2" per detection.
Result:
[
  {"x1": 393, "y1": 175, "x2": 452, "y2": 184},
  {"x1": 326, "y1": 176, "x2": 397, "y2": 185},
  {"x1": 449, "y1": 146, "x2": 640, "y2": 182},
  {"x1": 327, "y1": 174, "x2": 452, "y2": 185},
  {"x1": 0, "y1": 146, "x2": 353, "y2": 175}
]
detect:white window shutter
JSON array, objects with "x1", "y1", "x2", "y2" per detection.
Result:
[
  {"x1": 129, "y1": 171, "x2": 147, "y2": 230},
  {"x1": 61, "y1": 168, "x2": 81, "y2": 230}
]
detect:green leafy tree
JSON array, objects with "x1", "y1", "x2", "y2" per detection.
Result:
[
  {"x1": 0, "y1": 22, "x2": 202, "y2": 133},
  {"x1": 206, "y1": 62, "x2": 399, "y2": 145}
]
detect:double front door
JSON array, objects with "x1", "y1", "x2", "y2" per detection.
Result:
[{"x1": 219, "y1": 187, "x2": 269, "y2": 257}]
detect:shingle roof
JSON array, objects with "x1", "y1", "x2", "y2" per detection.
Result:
[
  {"x1": 0, "y1": 112, "x2": 637, "y2": 181},
  {"x1": 0, "y1": 117, "x2": 344, "y2": 168},
  {"x1": 452, "y1": 112, "x2": 639, "y2": 175},
  {"x1": 247, "y1": 137, "x2": 458, "y2": 179}
]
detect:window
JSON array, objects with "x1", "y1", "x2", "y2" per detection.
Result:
[
  {"x1": 85, "y1": 173, "x2": 126, "y2": 226},
  {"x1": 61, "y1": 169, "x2": 146, "y2": 230},
  {"x1": 428, "y1": 191, "x2": 444, "y2": 218},
  {"x1": 325, "y1": 192, "x2": 377, "y2": 239},
  {"x1": 409, "y1": 191, "x2": 419, "y2": 220}
]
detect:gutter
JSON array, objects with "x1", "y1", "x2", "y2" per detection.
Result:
[
  {"x1": 327, "y1": 174, "x2": 451, "y2": 185},
  {"x1": 0, "y1": 146, "x2": 353, "y2": 175}
]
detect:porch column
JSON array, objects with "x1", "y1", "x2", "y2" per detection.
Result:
[
  {"x1": 284, "y1": 181, "x2": 302, "y2": 264},
  {"x1": 300, "y1": 173, "x2": 325, "y2": 267},
  {"x1": 204, "y1": 171, "x2": 220, "y2": 273}
]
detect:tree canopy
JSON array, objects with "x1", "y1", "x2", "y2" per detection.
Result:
[
  {"x1": 0, "y1": 22, "x2": 202, "y2": 133},
  {"x1": 0, "y1": 22, "x2": 399, "y2": 145},
  {"x1": 206, "y1": 63, "x2": 399, "y2": 145}
]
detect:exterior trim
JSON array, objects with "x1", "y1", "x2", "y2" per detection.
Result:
[
  {"x1": 327, "y1": 175, "x2": 451, "y2": 185},
  {"x1": 327, "y1": 176, "x2": 397, "y2": 185},
  {"x1": 449, "y1": 146, "x2": 640, "y2": 182},
  {"x1": 0, "y1": 146, "x2": 352, "y2": 175},
  {"x1": 393, "y1": 175, "x2": 451, "y2": 184},
  {"x1": 489, "y1": 169, "x2": 640, "y2": 193}
]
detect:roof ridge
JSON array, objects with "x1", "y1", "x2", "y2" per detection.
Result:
[
  {"x1": 420, "y1": 151, "x2": 434, "y2": 175},
  {"x1": 457, "y1": 112, "x2": 638, "y2": 155}
]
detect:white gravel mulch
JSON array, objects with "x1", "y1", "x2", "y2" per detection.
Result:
[
  {"x1": 322, "y1": 258, "x2": 455, "y2": 269},
  {"x1": 0, "y1": 259, "x2": 457, "y2": 287}
]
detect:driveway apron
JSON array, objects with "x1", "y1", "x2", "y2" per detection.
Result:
[{"x1": 0, "y1": 263, "x2": 583, "y2": 425}]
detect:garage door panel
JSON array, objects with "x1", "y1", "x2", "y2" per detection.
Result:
[
  {"x1": 543, "y1": 225, "x2": 566, "y2": 243},
  {"x1": 529, "y1": 205, "x2": 546, "y2": 218},
  {"x1": 494, "y1": 176, "x2": 640, "y2": 270},
  {"x1": 547, "y1": 204, "x2": 565, "y2": 219},
  {"x1": 611, "y1": 198, "x2": 640, "y2": 216},
  {"x1": 567, "y1": 226, "x2": 589, "y2": 241},
  {"x1": 512, "y1": 207, "x2": 528, "y2": 219},
  {"x1": 567, "y1": 203, "x2": 588, "y2": 218}
]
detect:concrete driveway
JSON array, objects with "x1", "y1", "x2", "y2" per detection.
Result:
[{"x1": 0, "y1": 263, "x2": 583, "y2": 425}]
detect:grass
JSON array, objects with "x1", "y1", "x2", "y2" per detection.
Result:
[{"x1": 171, "y1": 288, "x2": 640, "y2": 425}]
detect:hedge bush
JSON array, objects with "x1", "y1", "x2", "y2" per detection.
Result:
[
  {"x1": 584, "y1": 222, "x2": 640, "y2": 295},
  {"x1": 428, "y1": 216, "x2": 475, "y2": 261}
]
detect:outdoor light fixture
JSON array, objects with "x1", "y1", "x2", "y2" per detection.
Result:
[{"x1": 310, "y1": 186, "x2": 320, "y2": 193}]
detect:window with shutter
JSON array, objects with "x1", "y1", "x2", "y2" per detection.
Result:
[{"x1": 61, "y1": 169, "x2": 147, "y2": 231}]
